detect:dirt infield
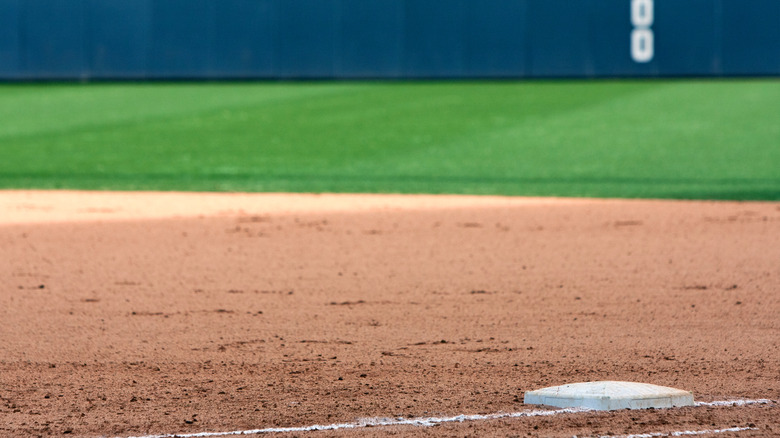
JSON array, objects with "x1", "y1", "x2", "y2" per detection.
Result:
[{"x1": 1, "y1": 191, "x2": 778, "y2": 438}]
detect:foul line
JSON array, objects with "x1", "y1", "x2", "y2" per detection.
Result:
[
  {"x1": 123, "y1": 399, "x2": 773, "y2": 438},
  {"x1": 124, "y1": 407, "x2": 590, "y2": 438},
  {"x1": 596, "y1": 426, "x2": 758, "y2": 438},
  {"x1": 695, "y1": 399, "x2": 771, "y2": 407}
]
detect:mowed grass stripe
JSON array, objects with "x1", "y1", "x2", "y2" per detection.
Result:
[{"x1": 0, "y1": 80, "x2": 778, "y2": 199}]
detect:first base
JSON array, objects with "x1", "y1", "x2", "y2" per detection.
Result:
[{"x1": 523, "y1": 381, "x2": 694, "y2": 411}]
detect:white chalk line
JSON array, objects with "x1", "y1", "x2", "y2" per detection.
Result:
[
  {"x1": 695, "y1": 399, "x2": 772, "y2": 407},
  {"x1": 123, "y1": 407, "x2": 589, "y2": 438},
  {"x1": 122, "y1": 399, "x2": 774, "y2": 438},
  {"x1": 595, "y1": 426, "x2": 758, "y2": 438}
]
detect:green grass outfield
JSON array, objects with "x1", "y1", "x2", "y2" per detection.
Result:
[{"x1": 1, "y1": 80, "x2": 778, "y2": 200}]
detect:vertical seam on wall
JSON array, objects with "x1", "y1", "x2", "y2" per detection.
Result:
[
  {"x1": 334, "y1": 0, "x2": 342, "y2": 77},
  {"x1": 18, "y1": 0, "x2": 26, "y2": 76},
  {"x1": 712, "y1": 0, "x2": 723, "y2": 75},
  {"x1": 83, "y1": 0, "x2": 91, "y2": 80}
]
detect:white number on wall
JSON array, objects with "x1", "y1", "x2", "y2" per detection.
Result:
[{"x1": 631, "y1": 0, "x2": 654, "y2": 63}]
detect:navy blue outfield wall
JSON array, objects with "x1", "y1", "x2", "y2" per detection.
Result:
[{"x1": 1, "y1": 0, "x2": 779, "y2": 80}]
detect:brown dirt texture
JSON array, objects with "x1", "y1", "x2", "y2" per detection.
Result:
[{"x1": 1, "y1": 190, "x2": 778, "y2": 438}]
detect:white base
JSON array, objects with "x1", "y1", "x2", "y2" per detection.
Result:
[{"x1": 524, "y1": 381, "x2": 694, "y2": 411}]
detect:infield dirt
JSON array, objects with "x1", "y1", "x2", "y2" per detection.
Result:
[{"x1": 1, "y1": 191, "x2": 778, "y2": 437}]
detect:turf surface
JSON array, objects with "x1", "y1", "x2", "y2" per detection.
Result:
[{"x1": 1, "y1": 80, "x2": 778, "y2": 200}]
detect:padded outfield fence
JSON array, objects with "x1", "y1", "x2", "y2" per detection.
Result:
[{"x1": 1, "y1": 0, "x2": 779, "y2": 80}]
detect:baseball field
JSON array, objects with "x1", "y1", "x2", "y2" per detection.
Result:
[
  {"x1": 0, "y1": 80, "x2": 778, "y2": 437},
  {"x1": 2, "y1": 80, "x2": 779, "y2": 199}
]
